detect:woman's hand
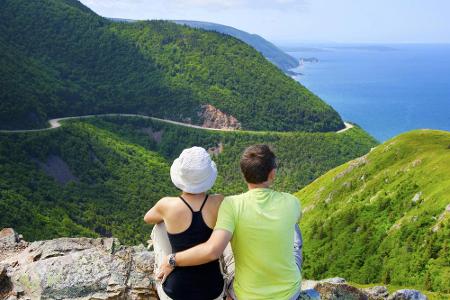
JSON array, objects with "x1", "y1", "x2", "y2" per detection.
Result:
[{"x1": 157, "y1": 254, "x2": 174, "y2": 283}]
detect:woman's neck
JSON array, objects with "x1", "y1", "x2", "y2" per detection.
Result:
[{"x1": 181, "y1": 191, "x2": 206, "y2": 199}]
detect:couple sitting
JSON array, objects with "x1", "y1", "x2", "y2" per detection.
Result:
[{"x1": 144, "y1": 144, "x2": 303, "y2": 300}]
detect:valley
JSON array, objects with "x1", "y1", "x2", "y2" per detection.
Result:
[{"x1": 0, "y1": 116, "x2": 376, "y2": 245}]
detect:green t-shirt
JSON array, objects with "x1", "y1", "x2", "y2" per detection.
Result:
[{"x1": 215, "y1": 188, "x2": 301, "y2": 300}]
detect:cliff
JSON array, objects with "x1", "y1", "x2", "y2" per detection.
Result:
[
  {"x1": 0, "y1": 228, "x2": 428, "y2": 300},
  {"x1": 200, "y1": 105, "x2": 241, "y2": 130}
]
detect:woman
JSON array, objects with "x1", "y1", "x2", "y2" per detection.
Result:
[{"x1": 144, "y1": 146, "x2": 225, "y2": 300}]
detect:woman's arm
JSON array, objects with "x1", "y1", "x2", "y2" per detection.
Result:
[{"x1": 143, "y1": 199, "x2": 165, "y2": 224}]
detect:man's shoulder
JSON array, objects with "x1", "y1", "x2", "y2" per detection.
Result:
[
  {"x1": 286, "y1": 192, "x2": 300, "y2": 200},
  {"x1": 276, "y1": 191, "x2": 299, "y2": 200},
  {"x1": 224, "y1": 192, "x2": 247, "y2": 202},
  {"x1": 276, "y1": 191, "x2": 300, "y2": 207},
  {"x1": 221, "y1": 192, "x2": 249, "y2": 210}
]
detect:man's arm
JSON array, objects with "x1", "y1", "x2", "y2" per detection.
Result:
[
  {"x1": 157, "y1": 229, "x2": 232, "y2": 280},
  {"x1": 178, "y1": 229, "x2": 232, "y2": 265}
]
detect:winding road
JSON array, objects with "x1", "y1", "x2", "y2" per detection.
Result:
[
  {"x1": 0, "y1": 113, "x2": 354, "y2": 134},
  {"x1": 337, "y1": 122, "x2": 354, "y2": 133}
]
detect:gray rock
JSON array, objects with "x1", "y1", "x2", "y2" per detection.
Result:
[
  {"x1": 322, "y1": 277, "x2": 347, "y2": 284},
  {"x1": 0, "y1": 229, "x2": 431, "y2": 300},
  {"x1": 411, "y1": 192, "x2": 422, "y2": 203},
  {"x1": 363, "y1": 286, "x2": 389, "y2": 299},
  {"x1": 298, "y1": 289, "x2": 320, "y2": 299},
  {"x1": 334, "y1": 155, "x2": 368, "y2": 181},
  {"x1": 0, "y1": 228, "x2": 19, "y2": 248},
  {"x1": 314, "y1": 282, "x2": 369, "y2": 299},
  {"x1": 0, "y1": 263, "x2": 13, "y2": 299},
  {"x1": 302, "y1": 279, "x2": 320, "y2": 290},
  {"x1": 301, "y1": 278, "x2": 385, "y2": 300},
  {"x1": 2, "y1": 236, "x2": 158, "y2": 300},
  {"x1": 0, "y1": 263, "x2": 7, "y2": 277},
  {"x1": 388, "y1": 289, "x2": 427, "y2": 300},
  {"x1": 0, "y1": 228, "x2": 29, "y2": 262}
]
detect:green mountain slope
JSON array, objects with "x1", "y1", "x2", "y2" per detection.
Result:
[
  {"x1": 0, "y1": 0, "x2": 343, "y2": 132},
  {"x1": 296, "y1": 130, "x2": 450, "y2": 293},
  {"x1": 0, "y1": 116, "x2": 376, "y2": 244},
  {"x1": 173, "y1": 20, "x2": 299, "y2": 72},
  {"x1": 0, "y1": 122, "x2": 177, "y2": 244}
]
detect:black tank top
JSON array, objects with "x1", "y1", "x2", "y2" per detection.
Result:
[{"x1": 163, "y1": 195, "x2": 224, "y2": 300}]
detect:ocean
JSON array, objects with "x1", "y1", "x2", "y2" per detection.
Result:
[{"x1": 283, "y1": 44, "x2": 450, "y2": 141}]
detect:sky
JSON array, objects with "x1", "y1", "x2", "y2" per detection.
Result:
[{"x1": 79, "y1": 0, "x2": 450, "y2": 44}]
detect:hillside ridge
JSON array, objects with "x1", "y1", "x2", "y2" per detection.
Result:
[
  {"x1": 111, "y1": 18, "x2": 300, "y2": 73},
  {"x1": 296, "y1": 129, "x2": 450, "y2": 293},
  {"x1": 172, "y1": 20, "x2": 300, "y2": 72}
]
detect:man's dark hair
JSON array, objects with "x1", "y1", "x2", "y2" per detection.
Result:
[{"x1": 240, "y1": 144, "x2": 277, "y2": 184}]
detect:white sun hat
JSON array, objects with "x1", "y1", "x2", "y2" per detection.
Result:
[{"x1": 170, "y1": 146, "x2": 218, "y2": 193}]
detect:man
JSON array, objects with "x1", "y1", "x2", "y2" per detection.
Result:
[{"x1": 159, "y1": 144, "x2": 302, "y2": 300}]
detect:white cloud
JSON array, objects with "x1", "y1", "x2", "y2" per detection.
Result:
[
  {"x1": 171, "y1": 0, "x2": 242, "y2": 9},
  {"x1": 173, "y1": 0, "x2": 307, "y2": 10},
  {"x1": 79, "y1": 0, "x2": 450, "y2": 43},
  {"x1": 82, "y1": 0, "x2": 143, "y2": 10},
  {"x1": 79, "y1": 0, "x2": 309, "y2": 40},
  {"x1": 81, "y1": 0, "x2": 307, "y2": 11}
]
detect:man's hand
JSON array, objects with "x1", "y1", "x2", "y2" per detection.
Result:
[{"x1": 157, "y1": 254, "x2": 174, "y2": 283}]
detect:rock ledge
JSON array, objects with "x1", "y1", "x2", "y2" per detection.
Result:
[{"x1": 0, "y1": 229, "x2": 428, "y2": 300}]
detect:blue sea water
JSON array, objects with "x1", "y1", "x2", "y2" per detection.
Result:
[{"x1": 284, "y1": 44, "x2": 450, "y2": 141}]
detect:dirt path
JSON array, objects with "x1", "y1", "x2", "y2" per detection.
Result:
[{"x1": 0, "y1": 114, "x2": 353, "y2": 134}]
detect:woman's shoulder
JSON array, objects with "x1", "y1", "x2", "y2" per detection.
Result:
[
  {"x1": 156, "y1": 196, "x2": 180, "y2": 209},
  {"x1": 208, "y1": 193, "x2": 224, "y2": 203},
  {"x1": 206, "y1": 194, "x2": 224, "y2": 210}
]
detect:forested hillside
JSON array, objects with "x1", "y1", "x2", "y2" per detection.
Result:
[
  {"x1": 0, "y1": 0, "x2": 343, "y2": 132},
  {"x1": 173, "y1": 20, "x2": 299, "y2": 72},
  {"x1": 296, "y1": 130, "x2": 450, "y2": 293},
  {"x1": 0, "y1": 116, "x2": 376, "y2": 245}
]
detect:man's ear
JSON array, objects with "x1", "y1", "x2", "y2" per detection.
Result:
[{"x1": 268, "y1": 168, "x2": 276, "y2": 182}]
